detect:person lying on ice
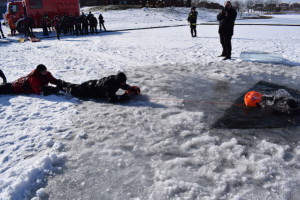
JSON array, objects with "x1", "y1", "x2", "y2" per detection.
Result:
[
  {"x1": 62, "y1": 72, "x2": 140, "y2": 103},
  {"x1": 244, "y1": 89, "x2": 299, "y2": 114},
  {"x1": 0, "y1": 64, "x2": 68, "y2": 96}
]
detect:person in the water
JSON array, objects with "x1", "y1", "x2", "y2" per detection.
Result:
[{"x1": 244, "y1": 89, "x2": 299, "y2": 114}]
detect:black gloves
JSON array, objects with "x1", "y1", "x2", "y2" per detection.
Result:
[
  {"x1": 41, "y1": 86, "x2": 60, "y2": 96},
  {"x1": 56, "y1": 79, "x2": 71, "y2": 89}
]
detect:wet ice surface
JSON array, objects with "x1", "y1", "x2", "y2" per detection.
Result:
[{"x1": 45, "y1": 64, "x2": 300, "y2": 200}]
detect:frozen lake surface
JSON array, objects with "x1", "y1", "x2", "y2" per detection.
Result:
[
  {"x1": 46, "y1": 64, "x2": 300, "y2": 200},
  {"x1": 1, "y1": 7, "x2": 300, "y2": 200}
]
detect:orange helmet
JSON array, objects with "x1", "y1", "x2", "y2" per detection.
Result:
[{"x1": 244, "y1": 91, "x2": 263, "y2": 107}]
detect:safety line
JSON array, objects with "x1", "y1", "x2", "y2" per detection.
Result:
[{"x1": 134, "y1": 97, "x2": 245, "y2": 107}]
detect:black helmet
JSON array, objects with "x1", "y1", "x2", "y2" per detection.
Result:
[{"x1": 115, "y1": 72, "x2": 127, "y2": 84}]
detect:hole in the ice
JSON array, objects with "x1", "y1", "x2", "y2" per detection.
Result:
[{"x1": 213, "y1": 81, "x2": 300, "y2": 130}]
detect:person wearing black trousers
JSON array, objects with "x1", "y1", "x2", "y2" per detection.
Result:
[
  {"x1": 187, "y1": 7, "x2": 198, "y2": 37},
  {"x1": 0, "y1": 23, "x2": 6, "y2": 38},
  {"x1": 61, "y1": 72, "x2": 140, "y2": 103},
  {"x1": 0, "y1": 69, "x2": 7, "y2": 84},
  {"x1": 89, "y1": 14, "x2": 98, "y2": 34},
  {"x1": 82, "y1": 16, "x2": 89, "y2": 35},
  {"x1": 217, "y1": 1, "x2": 237, "y2": 60},
  {"x1": 98, "y1": 14, "x2": 106, "y2": 31}
]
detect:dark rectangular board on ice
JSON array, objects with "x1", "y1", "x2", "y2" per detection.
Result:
[{"x1": 213, "y1": 81, "x2": 300, "y2": 129}]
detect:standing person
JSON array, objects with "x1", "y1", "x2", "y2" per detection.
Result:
[
  {"x1": 28, "y1": 16, "x2": 34, "y2": 35},
  {"x1": 62, "y1": 72, "x2": 140, "y2": 103},
  {"x1": 82, "y1": 16, "x2": 89, "y2": 35},
  {"x1": 86, "y1": 12, "x2": 93, "y2": 32},
  {"x1": 87, "y1": 11, "x2": 93, "y2": 20},
  {"x1": 89, "y1": 14, "x2": 98, "y2": 34},
  {"x1": 217, "y1": 1, "x2": 237, "y2": 60},
  {"x1": 187, "y1": 7, "x2": 198, "y2": 37},
  {"x1": 53, "y1": 16, "x2": 61, "y2": 40},
  {"x1": 69, "y1": 15, "x2": 75, "y2": 35},
  {"x1": 0, "y1": 69, "x2": 7, "y2": 84},
  {"x1": 0, "y1": 65, "x2": 68, "y2": 96},
  {"x1": 41, "y1": 16, "x2": 49, "y2": 36},
  {"x1": 74, "y1": 16, "x2": 82, "y2": 36},
  {"x1": 8, "y1": 18, "x2": 16, "y2": 36},
  {"x1": 44, "y1": 15, "x2": 52, "y2": 33},
  {"x1": 81, "y1": 12, "x2": 86, "y2": 19},
  {"x1": 98, "y1": 14, "x2": 106, "y2": 31},
  {"x1": 0, "y1": 22, "x2": 6, "y2": 38},
  {"x1": 23, "y1": 17, "x2": 31, "y2": 38}
]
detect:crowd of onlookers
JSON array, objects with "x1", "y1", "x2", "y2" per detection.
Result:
[
  {"x1": 42, "y1": 11, "x2": 106, "y2": 40},
  {"x1": 0, "y1": 11, "x2": 106, "y2": 40}
]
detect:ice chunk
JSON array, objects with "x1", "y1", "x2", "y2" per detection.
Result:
[{"x1": 240, "y1": 51, "x2": 285, "y2": 64}]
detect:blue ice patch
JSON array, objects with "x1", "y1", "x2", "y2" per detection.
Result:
[{"x1": 240, "y1": 51, "x2": 285, "y2": 65}]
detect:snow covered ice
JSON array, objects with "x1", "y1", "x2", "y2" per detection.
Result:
[{"x1": 1, "y1": 7, "x2": 300, "y2": 200}]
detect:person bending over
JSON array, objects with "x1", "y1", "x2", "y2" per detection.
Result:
[{"x1": 62, "y1": 72, "x2": 140, "y2": 103}]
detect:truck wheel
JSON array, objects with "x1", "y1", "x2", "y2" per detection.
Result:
[{"x1": 16, "y1": 20, "x2": 26, "y2": 33}]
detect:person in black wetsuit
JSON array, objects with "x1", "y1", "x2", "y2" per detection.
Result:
[
  {"x1": 62, "y1": 72, "x2": 140, "y2": 103},
  {"x1": 244, "y1": 89, "x2": 299, "y2": 114}
]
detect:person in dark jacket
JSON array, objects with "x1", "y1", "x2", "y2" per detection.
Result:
[
  {"x1": 217, "y1": 1, "x2": 237, "y2": 60},
  {"x1": 53, "y1": 16, "x2": 62, "y2": 40},
  {"x1": 62, "y1": 72, "x2": 140, "y2": 103},
  {"x1": 0, "y1": 22, "x2": 5, "y2": 38},
  {"x1": 82, "y1": 16, "x2": 89, "y2": 35},
  {"x1": 74, "y1": 16, "x2": 83, "y2": 36},
  {"x1": 89, "y1": 14, "x2": 98, "y2": 34},
  {"x1": 187, "y1": 7, "x2": 198, "y2": 37},
  {"x1": 23, "y1": 17, "x2": 31, "y2": 38},
  {"x1": 0, "y1": 69, "x2": 7, "y2": 84},
  {"x1": 0, "y1": 65, "x2": 68, "y2": 96},
  {"x1": 87, "y1": 11, "x2": 93, "y2": 22},
  {"x1": 69, "y1": 15, "x2": 75, "y2": 35},
  {"x1": 41, "y1": 16, "x2": 49, "y2": 36},
  {"x1": 98, "y1": 14, "x2": 106, "y2": 31}
]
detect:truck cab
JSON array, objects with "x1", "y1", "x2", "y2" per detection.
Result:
[
  {"x1": 4, "y1": 1, "x2": 25, "y2": 32},
  {"x1": 4, "y1": 0, "x2": 80, "y2": 33}
]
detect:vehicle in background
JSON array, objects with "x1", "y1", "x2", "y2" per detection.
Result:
[{"x1": 3, "y1": 0, "x2": 80, "y2": 33}]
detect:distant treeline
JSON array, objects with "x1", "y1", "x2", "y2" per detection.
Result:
[{"x1": 79, "y1": 0, "x2": 222, "y2": 9}]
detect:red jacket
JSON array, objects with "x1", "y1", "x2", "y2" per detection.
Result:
[{"x1": 12, "y1": 70, "x2": 59, "y2": 94}]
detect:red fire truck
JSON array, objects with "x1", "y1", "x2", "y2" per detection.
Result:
[{"x1": 3, "y1": 0, "x2": 80, "y2": 33}]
